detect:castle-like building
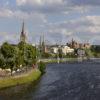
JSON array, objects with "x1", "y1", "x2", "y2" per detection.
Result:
[
  {"x1": 67, "y1": 38, "x2": 91, "y2": 49},
  {"x1": 20, "y1": 22, "x2": 26, "y2": 43}
]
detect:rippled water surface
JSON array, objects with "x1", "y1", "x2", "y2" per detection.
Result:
[{"x1": 0, "y1": 61, "x2": 100, "y2": 100}]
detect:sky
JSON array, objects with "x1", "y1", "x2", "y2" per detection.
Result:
[{"x1": 0, "y1": 0, "x2": 100, "y2": 45}]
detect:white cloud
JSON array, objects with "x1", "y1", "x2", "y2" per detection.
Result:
[
  {"x1": 44, "y1": 15, "x2": 100, "y2": 41},
  {"x1": 16, "y1": 0, "x2": 27, "y2": 6},
  {"x1": 0, "y1": 8, "x2": 47, "y2": 23},
  {"x1": 86, "y1": 16, "x2": 100, "y2": 25},
  {"x1": 0, "y1": 32, "x2": 19, "y2": 44},
  {"x1": 88, "y1": 26, "x2": 100, "y2": 33},
  {"x1": 0, "y1": 0, "x2": 100, "y2": 44},
  {"x1": 15, "y1": 0, "x2": 91, "y2": 16},
  {"x1": 0, "y1": 9, "x2": 13, "y2": 18},
  {"x1": 16, "y1": 0, "x2": 64, "y2": 6},
  {"x1": 16, "y1": 0, "x2": 67, "y2": 15},
  {"x1": 44, "y1": 0, "x2": 64, "y2": 5},
  {"x1": 81, "y1": 16, "x2": 100, "y2": 33},
  {"x1": 48, "y1": 28, "x2": 73, "y2": 36},
  {"x1": 64, "y1": 15, "x2": 100, "y2": 34}
]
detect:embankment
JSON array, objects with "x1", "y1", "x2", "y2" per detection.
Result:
[{"x1": 0, "y1": 69, "x2": 41, "y2": 89}]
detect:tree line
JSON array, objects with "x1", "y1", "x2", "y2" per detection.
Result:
[{"x1": 0, "y1": 41, "x2": 37, "y2": 75}]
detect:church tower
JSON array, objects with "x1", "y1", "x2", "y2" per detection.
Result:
[
  {"x1": 39, "y1": 34, "x2": 47, "y2": 54},
  {"x1": 20, "y1": 22, "x2": 26, "y2": 43}
]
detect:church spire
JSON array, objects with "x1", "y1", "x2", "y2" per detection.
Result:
[
  {"x1": 21, "y1": 21, "x2": 25, "y2": 35},
  {"x1": 40, "y1": 35, "x2": 42, "y2": 46},
  {"x1": 42, "y1": 34, "x2": 45, "y2": 45},
  {"x1": 20, "y1": 21, "x2": 26, "y2": 43}
]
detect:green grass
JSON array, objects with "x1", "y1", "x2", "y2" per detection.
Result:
[
  {"x1": 0, "y1": 69, "x2": 41, "y2": 89},
  {"x1": 45, "y1": 58, "x2": 78, "y2": 64}
]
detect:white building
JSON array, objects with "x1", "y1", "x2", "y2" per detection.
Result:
[
  {"x1": 51, "y1": 45, "x2": 74, "y2": 55},
  {"x1": 62, "y1": 46, "x2": 74, "y2": 55},
  {"x1": 52, "y1": 47, "x2": 58, "y2": 54}
]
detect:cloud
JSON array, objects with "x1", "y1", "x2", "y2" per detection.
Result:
[
  {"x1": 16, "y1": 0, "x2": 100, "y2": 7},
  {"x1": 0, "y1": 9, "x2": 13, "y2": 18},
  {"x1": 80, "y1": 16, "x2": 100, "y2": 33},
  {"x1": 16, "y1": 0, "x2": 67, "y2": 15},
  {"x1": 16, "y1": 0, "x2": 43, "y2": 6},
  {"x1": 16, "y1": 0, "x2": 64, "y2": 6},
  {"x1": 69, "y1": 0, "x2": 100, "y2": 6},
  {"x1": 0, "y1": 0, "x2": 100, "y2": 44},
  {"x1": 86, "y1": 16, "x2": 100, "y2": 25},
  {"x1": 15, "y1": 0, "x2": 94, "y2": 15},
  {"x1": 0, "y1": 8, "x2": 47, "y2": 24},
  {"x1": 0, "y1": 32, "x2": 19, "y2": 45},
  {"x1": 0, "y1": 0, "x2": 91, "y2": 19},
  {"x1": 48, "y1": 28, "x2": 73, "y2": 36},
  {"x1": 44, "y1": 15, "x2": 100, "y2": 43}
]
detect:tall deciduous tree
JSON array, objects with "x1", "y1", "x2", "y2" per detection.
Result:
[
  {"x1": 24, "y1": 44, "x2": 36, "y2": 67},
  {"x1": 1, "y1": 42, "x2": 16, "y2": 75}
]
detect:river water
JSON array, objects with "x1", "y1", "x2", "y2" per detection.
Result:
[{"x1": 0, "y1": 61, "x2": 100, "y2": 100}]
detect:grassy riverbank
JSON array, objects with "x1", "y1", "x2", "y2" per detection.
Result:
[
  {"x1": 40, "y1": 58, "x2": 78, "y2": 63},
  {"x1": 0, "y1": 69, "x2": 41, "y2": 89},
  {"x1": 40, "y1": 58, "x2": 88, "y2": 64}
]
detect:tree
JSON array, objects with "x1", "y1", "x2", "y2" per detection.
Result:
[
  {"x1": 18, "y1": 41, "x2": 26, "y2": 67},
  {"x1": 0, "y1": 41, "x2": 38, "y2": 75},
  {"x1": 58, "y1": 48, "x2": 63, "y2": 58},
  {"x1": 0, "y1": 51, "x2": 5, "y2": 69},
  {"x1": 18, "y1": 41, "x2": 26, "y2": 51},
  {"x1": 38, "y1": 61, "x2": 46, "y2": 74},
  {"x1": 18, "y1": 42, "x2": 37, "y2": 68},
  {"x1": 1, "y1": 42, "x2": 16, "y2": 75},
  {"x1": 1, "y1": 42, "x2": 15, "y2": 58},
  {"x1": 42, "y1": 52, "x2": 52, "y2": 58},
  {"x1": 24, "y1": 44, "x2": 36, "y2": 67},
  {"x1": 14, "y1": 46, "x2": 23, "y2": 70}
]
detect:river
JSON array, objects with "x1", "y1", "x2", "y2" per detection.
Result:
[{"x1": 0, "y1": 61, "x2": 100, "y2": 100}]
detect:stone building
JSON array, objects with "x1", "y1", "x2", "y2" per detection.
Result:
[{"x1": 67, "y1": 39, "x2": 91, "y2": 49}]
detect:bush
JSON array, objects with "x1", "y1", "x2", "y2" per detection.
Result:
[{"x1": 38, "y1": 61, "x2": 46, "y2": 74}]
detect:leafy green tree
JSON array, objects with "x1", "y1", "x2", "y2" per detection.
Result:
[
  {"x1": 1, "y1": 42, "x2": 16, "y2": 75},
  {"x1": 0, "y1": 41, "x2": 39, "y2": 75},
  {"x1": 6, "y1": 58, "x2": 15, "y2": 75},
  {"x1": 24, "y1": 44, "x2": 36, "y2": 67},
  {"x1": 85, "y1": 49, "x2": 94, "y2": 58},
  {"x1": 18, "y1": 41, "x2": 26, "y2": 67},
  {"x1": 0, "y1": 51, "x2": 5, "y2": 69},
  {"x1": 18, "y1": 41, "x2": 26, "y2": 51},
  {"x1": 38, "y1": 61, "x2": 46, "y2": 74},
  {"x1": 14, "y1": 46, "x2": 23, "y2": 70},
  {"x1": 58, "y1": 48, "x2": 63, "y2": 58},
  {"x1": 1, "y1": 42, "x2": 15, "y2": 58},
  {"x1": 18, "y1": 42, "x2": 37, "y2": 68},
  {"x1": 42, "y1": 52, "x2": 52, "y2": 58}
]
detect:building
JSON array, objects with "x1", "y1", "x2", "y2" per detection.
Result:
[
  {"x1": 39, "y1": 35, "x2": 48, "y2": 54},
  {"x1": 67, "y1": 39, "x2": 91, "y2": 49},
  {"x1": 62, "y1": 46, "x2": 74, "y2": 55},
  {"x1": 20, "y1": 22, "x2": 26, "y2": 43},
  {"x1": 50, "y1": 45, "x2": 74, "y2": 55},
  {"x1": 51, "y1": 47, "x2": 59, "y2": 54}
]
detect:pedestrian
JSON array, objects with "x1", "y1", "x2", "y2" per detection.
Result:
[{"x1": 32, "y1": 64, "x2": 35, "y2": 69}]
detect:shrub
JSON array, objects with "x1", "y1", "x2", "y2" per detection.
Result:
[{"x1": 38, "y1": 61, "x2": 46, "y2": 74}]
